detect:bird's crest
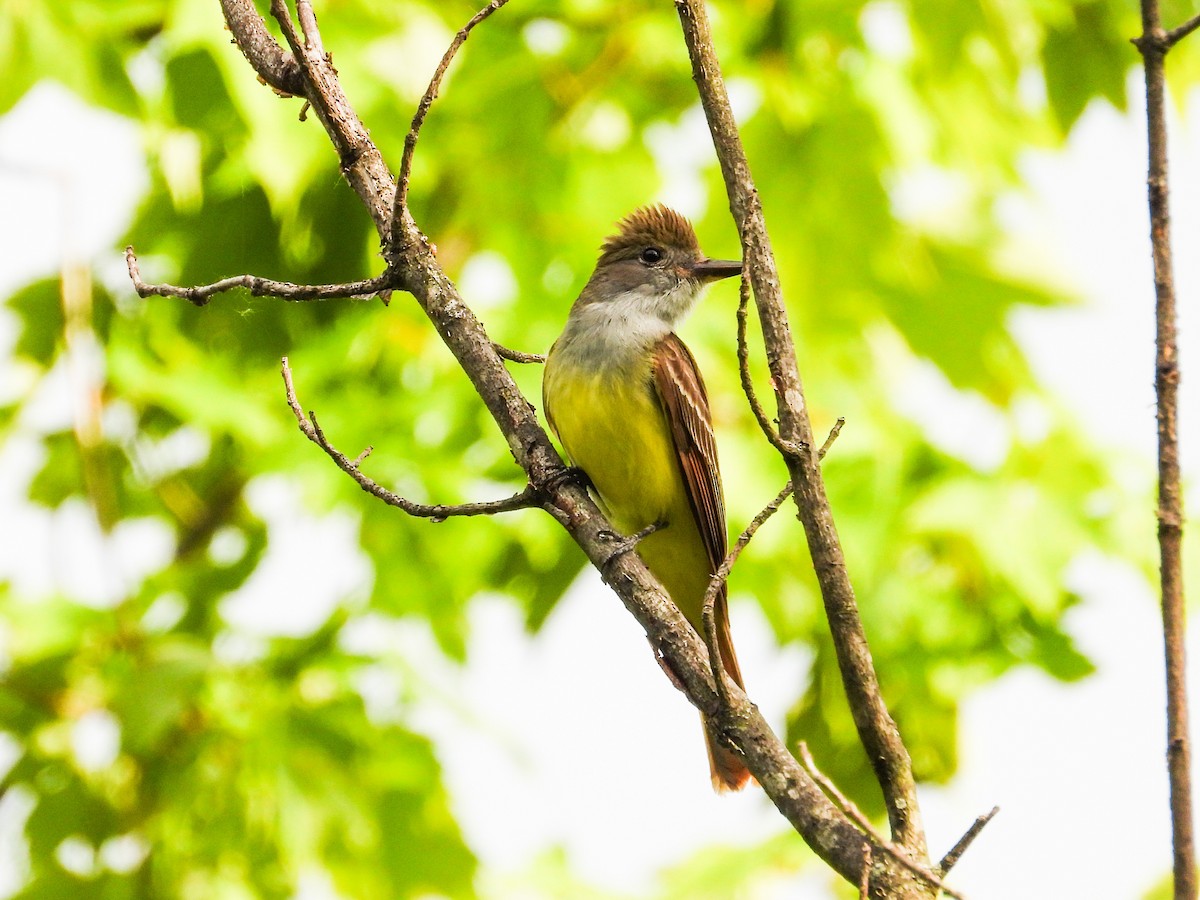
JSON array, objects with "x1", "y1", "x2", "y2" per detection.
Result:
[{"x1": 598, "y1": 205, "x2": 700, "y2": 264}]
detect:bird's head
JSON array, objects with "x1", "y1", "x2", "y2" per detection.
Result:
[{"x1": 577, "y1": 205, "x2": 742, "y2": 326}]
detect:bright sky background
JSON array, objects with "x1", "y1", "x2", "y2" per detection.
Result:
[{"x1": 2, "y1": 55, "x2": 1199, "y2": 900}]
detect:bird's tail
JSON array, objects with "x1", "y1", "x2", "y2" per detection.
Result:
[
  {"x1": 705, "y1": 723, "x2": 752, "y2": 792},
  {"x1": 704, "y1": 595, "x2": 752, "y2": 792}
]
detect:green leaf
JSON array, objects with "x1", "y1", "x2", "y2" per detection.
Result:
[
  {"x1": 8, "y1": 278, "x2": 64, "y2": 367},
  {"x1": 1042, "y1": 1, "x2": 1131, "y2": 132}
]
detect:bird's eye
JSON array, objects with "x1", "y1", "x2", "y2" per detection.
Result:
[{"x1": 640, "y1": 247, "x2": 664, "y2": 264}]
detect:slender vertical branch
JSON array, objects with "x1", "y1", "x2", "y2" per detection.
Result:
[
  {"x1": 268, "y1": 0, "x2": 395, "y2": 236},
  {"x1": 390, "y1": 0, "x2": 511, "y2": 251},
  {"x1": 1134, "y1": 6, "x2": 1194, "y2": 899},
  {"x1": 674, "y1": 0, "x2": 926, "y2": 860}
]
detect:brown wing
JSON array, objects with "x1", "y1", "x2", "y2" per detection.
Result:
[
  {"x1": 654, "y1": 335, "x2": 750, "y2": 791},
  {"x1": 650, "y1": 334, "x2": 728, "y2": 580}
]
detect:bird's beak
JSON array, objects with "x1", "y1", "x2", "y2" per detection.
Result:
[{"x1": 689, "y1": 258, "x2": 743, "y2": 282}]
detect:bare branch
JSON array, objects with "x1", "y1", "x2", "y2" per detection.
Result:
[
  {"x1": 701, "y1": 479, "x2": 792, "y2": 704},
  {"x1": 493, "y1": 342, "x2": 546, "y2": 364},
  {"x1": 598, "y1": 520, "x2": 666, "y2": 577},
  {"x1": 218, "y1": 0, "x2": 303, "y2": 96},
  {"x1": 675, "y1": 0, "x2": 925, "y2": 859},
  {"x1": 295, "y1": 0, "x2": 324, "y2": 56},
  {"x1": 937, "y1": 806, "x2": 1000, "y2": 877},
  {"x1": 698, "y1": 416, "x2": 838, "y2": 700},
  {"x1": 268, "y1": 0, "x2": 396, "y2": 237},
  {"x1": 818, "y1": 417, "x2": 845, "y2": 460},
  {"x1": 797, "y1": 744, "x2": 964, "y2": 900},
  {"x1": 736, "y1": 273, "x2": 782, "y2": 449},
  {"x1": 126, "y1": 247, "x2": 394, "y2": 306},
  {"x1": 281, "y1": 357, "x2": 537, "y2": 520},
  {"x1": 390, "y1": 0, "x2": 512, "y2": 250},
  {"x1": 1166, "y1": 14, "x2": 1200, "y2": 48},
  {"x1": 1135, "y1": 3, "x2": 1195, "y2": 897}
]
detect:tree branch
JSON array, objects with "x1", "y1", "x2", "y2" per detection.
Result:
[
  {"x1": 936, "y1": 806, "x2": 1000, "y2": 878},
  {"x1": 294, "y1": 0, "x2": 324, "y2": 56},
  {"x1": 736, "y1": 273, "x2": 783, "y2": 450},
  {"x1": 699, "y1": 418, "x2": 842, "y2": 693},
  {"x1": 254, "y1": 6, "x2": 890, "y2": 887},
  {"x1": 218, "y1": 0, "x2": 304, "y2": 96},
  {"x1": 268, "y1": 0, "x2": 396, "y2": 237},
  {"x1": 674, "y1": 0, "x2": 926, "y2": 861},
  {"x1": 1135, "y1": 3, "x2": 1195, "y2": 898},
  {"x1": 281, "y1": 357, "x2": 538, "y2": 520},
  {"x1": 1165, "y1": 14, "x2": 1200, "y2": 49},
  {"x1": 391, "y1": 0, "x2": 512, "y2": 249},
  {"x1": 493, "y1": 342, "x2": 546, "y2": 364},
  {"x1": 125, "y1": 247, "x2": 395, "y2": 306},
  {"x1": 797, "y1": 744, "x2": 964, "y2": 900},
  {"x1": 701, "y1": 479, "x2": 792, "y2": 708}
]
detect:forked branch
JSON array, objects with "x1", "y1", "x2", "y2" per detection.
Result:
[
  {"x1": 674, "y1": 0, "x2": 926, "y2": 861},
  {"x1": 219, "y1": 0, "x2": 303, "y2": 95},
  {"x1": 700, "y1": 418, "x2": 843, "y2": 703},
  {"x1": 281, "y1": 357, "x2": 538, "y2": 520}
]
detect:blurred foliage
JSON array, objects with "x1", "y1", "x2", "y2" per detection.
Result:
[{"x1": 0, "y1": 0, "x2": 1174, "y2": 896}]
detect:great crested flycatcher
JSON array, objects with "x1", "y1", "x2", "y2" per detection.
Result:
[{"x1": 542, "y1": 205, "x2": 749, "y2": 791}]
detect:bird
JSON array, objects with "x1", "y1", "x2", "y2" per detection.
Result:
[{"x1": 542, "y1": 204, "x2": 749, "y2": 791}]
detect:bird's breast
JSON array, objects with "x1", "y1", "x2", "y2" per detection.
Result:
[{"x1": 542, "y1": 352, "x2": 687, "y2": 534}]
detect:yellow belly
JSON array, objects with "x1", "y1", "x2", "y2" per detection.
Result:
[{"x1": 543, "y1": 355, "x2": 712, "y2": 629}]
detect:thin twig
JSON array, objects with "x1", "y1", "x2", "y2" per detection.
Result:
[
  {"x1": 936, "y1": 806, "x2": 1000, "y2": 877},
  {"x1": 1135, "y1": 4, "x2": 1195, "y2": 899},
  {"x1": 797, "y1": 744, "x2": 965, "y2": 900},
  {"x1": 493, "y1": 342, "x2": 546, "y2": 364},
  {"x1": 818, "y1": 417, "x2": 845, "y2": 460},
  {"x1": 1166, "y1": 13, "x2": 1200, "y2": 48},
  {"x1": 281, "y1": 358, "x2": 537, "y2": 520},
  {"x1": 701, "y1": 479, "x2": 793, "y2": 703},
  {"x1": 599, "y1": 520, "x2": 666, "y2": 576},
  {"x1": 859, "y1": 844, "x2": 872, "y2": 900},
  {"x1": 391, "y1": 0, "x2": 512, "y2": 247},
  {"x1": 701, "y1": 419, "x2": 843, "y2": 698},
  {"x1": 737, "y1": 274, "x2": 782, "y2": 449},
  {"x1": 126, "y1": 248, "x2": 394, "y2": 306},
  {"x1": 295, "y1": 0, "x2": 324, "y2": 56}
]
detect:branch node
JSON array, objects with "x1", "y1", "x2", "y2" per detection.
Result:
[
  {"x1": 778, "y1": 438, "x2": 808, "y2": 463},
  {"x1": 797, "y1": 743, "x2": 965, "y2": 900},
  {"x1": 218, "y1": 0, "x2": 304, "y2": 96}
]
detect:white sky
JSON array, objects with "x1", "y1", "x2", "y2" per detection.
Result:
[{"x1": 1, "y1": 56, "x2": 1199, "y2": 900}]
